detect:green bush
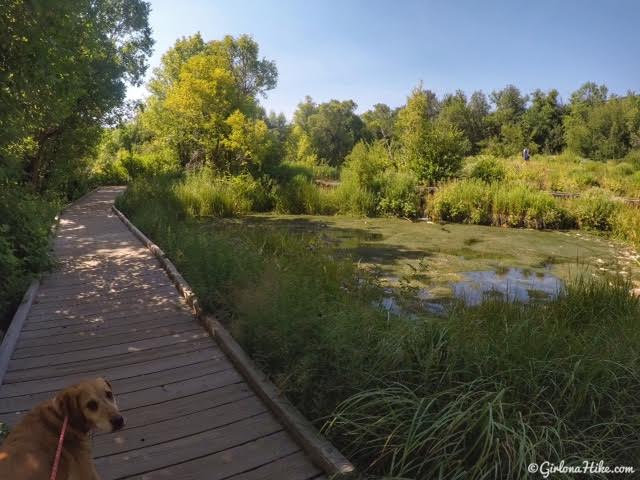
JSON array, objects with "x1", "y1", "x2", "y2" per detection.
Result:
[
  {"x1": 625, "y1": 149, "x2": 640, "y2": 170},
  {"x1": 572, "y1": 189, "x2": 619, "y2": 231},
  {"x1": 492, "y1": 183, "x2": 567, "y2": 228},
  {"x1": 572, "y1": 171, "x2": 600, "y2": 188},
  {"x1": 310, "y1": 162, "x2": 339, "y2": 180},
  {"x1": 468, "y1": 155, "x2": 506, "y2": 183},
  {"x1": 612, "y1": 205, "x2": 640, "y2": 248},
  {"x1": 430, "y1": 179, "x2": 492, "y2": 224},
  {"x1": 378, "y1": 170, "x2": 420, "y2": 217},
  {"x1": 274, "y1": 174, "x2": 337, "y2": 215},
  {"x1": 172, "y1": 169, "x2": 274, "y2": 218},
  {"x1": 431, "y1": 180, "x2": 569, "y2": 228},
  {"x1": 405, "y1": 122, "x2": 469, "y2": 183},
  {"x1": 0, "y1": 186, "x2": 58, "y2": 328},
  {"x1": 337, "y1": 141, "x2": 421, "y2": 217},
  {"x1": 614, "y1": 162, "x2": 635, "y2": 176}
]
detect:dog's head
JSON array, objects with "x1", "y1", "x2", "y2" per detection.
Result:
[{"x1": 55, "y1": 378, "x2": 124, "y2": 433}]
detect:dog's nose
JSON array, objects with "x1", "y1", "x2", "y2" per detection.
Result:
[{"x1": 110, "y1": 415, "x2": 125, "y2": 430}]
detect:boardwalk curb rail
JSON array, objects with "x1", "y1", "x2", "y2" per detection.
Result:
[
  {"x1": 111, "y1": 203, "x2": 356, "y2": 478},
  {"x1": 0, "y1": 281, "x2": 40, "y2": 386}
]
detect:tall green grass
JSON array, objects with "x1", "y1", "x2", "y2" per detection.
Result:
[
  {"x1": 118, "y1": 177, "x2": 640, "y2": 479},
  {"x1": 431, "y1": 178, "x2": 640, "y2": 244},
  {"x1": 431, "y1": 179, "x2": 569, "y2": 229}
]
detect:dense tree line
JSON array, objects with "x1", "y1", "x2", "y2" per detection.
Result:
[
  {"x1": 0, "y1": 0, "x2": 152, "y2": 326},
  {"x1": 102, "y1": 33, "x2": 640, "y2": 189}
]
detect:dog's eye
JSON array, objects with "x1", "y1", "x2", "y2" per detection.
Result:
[
  {"x1": 86, "y1": 400, "x2": 98, "y2": 411},
  {"x1": 105, "y1": 391, "x2": 113, "y2": 400}
]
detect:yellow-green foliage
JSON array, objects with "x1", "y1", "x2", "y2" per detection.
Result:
[
  {"x1": 464, "y1": 153, "x2": 640, "y2": 197},
  {"x1": 337, "y1": 141, "x2": 420, "y2": 217},
  {"x1": 173, "y1": 169, "x2": 272, "y2": 218},
  {"x1": 274, "y1": 174, "x2": 338, "y2": 215},
  {"x1": 431, "y1": 179, "x2": 568, "y2": 229},
  {"x1": 571, "y1": 188, "x2": 620, "y2": 231},
  {"x1": 613, "y1": 206, "x2": 640, "y2": 248}
]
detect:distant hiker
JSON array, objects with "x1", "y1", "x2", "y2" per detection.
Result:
[{"x1": 522, "y1": 147, "x2": 530, "y2": 161}]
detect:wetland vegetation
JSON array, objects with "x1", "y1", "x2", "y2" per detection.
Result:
[{"x1": 3, "y1": 4, "x2": 640, "y2": 478}]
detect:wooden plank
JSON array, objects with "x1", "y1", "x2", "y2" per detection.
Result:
[
  {"x1": 41, "y1": 265, "x2": 166, "y2": 283},
  {"x1": 13, "y1": 322, "x2": 200, "y2": 358},
  {"x1": 7, "y1": 330, "x2": 209, "y2": 371},
  {"x1": 0, "y1": 281, "x2": 40, "y2": 385},
  {"x1": 227, "y1": 451, "x2": 324, "y2": 480},
  {"x1": 19, "y1": 309, "x2": 192, "y2": 337},
  {"x1": 0, "y1": 348, "x2": 218, "y2": 397},
  {"x1": 0, "y1": 358, "x2": 232, "y2": 413},
  {"x1": 2, "y1": 338, "x2": 213, "y2": 383},
  {"x1": 15, "y1": 314, "x2": 193, "y2": 348},
  {"x1": 93, "y1": 395, "x2": 266, "y2": 457},
  {"x1": 31, "y1": 283, "x2": 174, "y2": 306},
  {"x1": 113, "y1": 368, "x2": 243, "y2": 411},
  {"x1": 39, "y1": 270, "x2": 169, "y2": 292},
  {"x1": 26, "y1": 296, "x2": 185, "y2": 323},
  {"x1": 22, "y1": 304, "x2": 190, "y2": 331},
  {"x1": 0, "y1": 372, "x2": 251, "y2": 431},
  {"x1": 123, "y1": 430, "x2": 300, "y2": 480},
  {"x1": 95, "y1": 413, "x2": 284, "y2": 479},
  {"x1": 96, "y1": 382, "x2": 253, "y2": 431},
  {"x1": 29, "y1": 284, "x2": 176, "y2": 310}
]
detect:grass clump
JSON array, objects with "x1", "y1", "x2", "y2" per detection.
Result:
[
  {"x1": 467, "y1": 155, "x2": 506, "y2": 183},
  {"x1": 571, "y1": 188, "x2": 620, "y2": 231},
  {"x1": 173, "y1": 169, "x2": 273, "y2": 218},
  {"x1": 431, "y1": 179, "x2": 568, "y2": 228}
]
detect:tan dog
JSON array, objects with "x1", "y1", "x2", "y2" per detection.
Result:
[{"x1": 0, "y1": 378, "x2": 124, "y2": 480}]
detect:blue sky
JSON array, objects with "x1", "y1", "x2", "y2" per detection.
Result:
[{"x1": 128, "y1": 0, "x2": 639, "y2": 118}]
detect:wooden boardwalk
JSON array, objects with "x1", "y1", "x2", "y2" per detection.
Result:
[{"x1": 0, "y1": 187, "x2": 326, "y2": 479}]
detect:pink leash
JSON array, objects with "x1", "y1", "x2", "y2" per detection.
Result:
[{"x1": 49, "y1": 415, "x2": 68, "y2": 480}]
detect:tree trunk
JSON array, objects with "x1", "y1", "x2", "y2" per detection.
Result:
[{"x1": 28, "y1": 126, "x2": 60, "y2": 190}]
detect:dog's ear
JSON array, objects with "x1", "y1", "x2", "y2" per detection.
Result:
[
  {"x1": 56, "y1": 387, "x2": 90, "y2": 433},
  {"x1": 103, "y1": 378, "x2": 112, "y2": 390}
]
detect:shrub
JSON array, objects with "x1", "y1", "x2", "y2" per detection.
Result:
[
  {"x1": 172, "y1": 169, "x2": 273, "y2": 218},
  {"x1": 613, "y1": 206, "x2": 640, "y2": 248},
  {"x1": 378, "y1": 170, "x2": 420, "y2": 217},
  {"x1": 404, "y1": 122, "x2": 469, "y2": 183},
  {"x1": 468, "y1": 155, "x2": 506, "y2": 183},
  {"x1": 310, "y1": 162, "x2": 339, "y2": 180},
  {"x1": 492, "y1": 183, "x2": 567, "y2": 228},
  {"x1": 431, "y1": 180, "x2": 568, "y2": 229},
  {"x1": 572, "y1": 171, "x2": 600, "y2": 188},
  {"x1": 0, "y1": 186, "x2": 58, "y2": 328},
  {"x1": 625, "y1": 149, "x2": 640, "y2": 170},
  {"x1": 615, "y1": 162, "x2": 635, "y2": 176},
  {"x1": 337, "y1": 141, "x2": 421, "y2": 217},
  {"x1": 572, "y1": 189, "x2": 619, "y2": 231},
  {"x1": 274, "y1": 174, "x2": 337, "y2": 214},
  {"x1": 430, "y1": 179, "x2": 492, "y2": 224}
]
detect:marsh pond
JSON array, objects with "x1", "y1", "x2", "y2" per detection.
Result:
[{"x1": 228, "y1": 214, "x2": 640, "y2": 315}]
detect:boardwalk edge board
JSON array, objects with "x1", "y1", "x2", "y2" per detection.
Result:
[
  {"x1": 0, "y1": 281, "x2": 40, "y2": 386},
  {"x1": 111, "y1": 203, "x2": 356, "y2": 478}
]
